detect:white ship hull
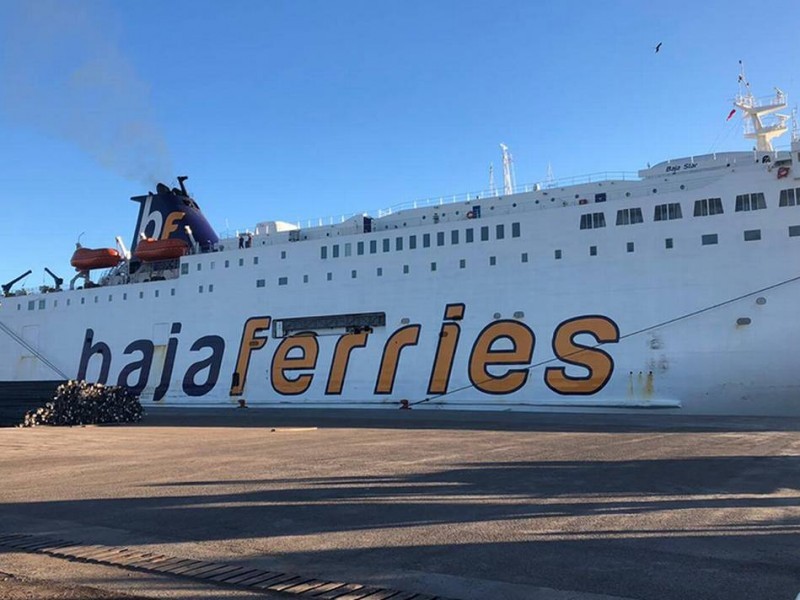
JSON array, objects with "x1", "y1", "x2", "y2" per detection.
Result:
[{"x1": 3, "y1": 145, "x2": 800, "y2": 416}]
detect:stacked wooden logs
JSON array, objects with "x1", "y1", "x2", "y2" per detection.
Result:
[{"x1": 20, "y1": 381, "x2": 143, "y2": 427}]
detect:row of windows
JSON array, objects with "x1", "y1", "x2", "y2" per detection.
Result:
[
  {"x1": 18, "y1": 224, "x2": 800, "y2": 310},
  {"x1": 581, "y1": 193, "x2": 776, "y2": 230},
  {"x1": 321, "y1": 222, "x2": 521, "y2": 259},
  {"x1": 239, "y1": 227, "x2": 792, "y2": 290},
  {"x1": 182, "y1": 255, "x2": 262, "y2": 275}
]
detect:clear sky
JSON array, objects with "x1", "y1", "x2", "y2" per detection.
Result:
[{"x1": 1, "y1": 0, "x2": 799, "y2": 290}]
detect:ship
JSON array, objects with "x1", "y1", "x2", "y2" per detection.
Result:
[{"x1": 2, "y1": 79, "x2": 800, "y2": 416}]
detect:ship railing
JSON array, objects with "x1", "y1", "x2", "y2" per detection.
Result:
[{"x1": 218, "y1": 170, "x2": 639, "y2": 235}]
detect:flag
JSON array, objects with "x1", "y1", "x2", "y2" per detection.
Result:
[{"x1": 726, "y1": 109, "x2": 736, "y2": 121}]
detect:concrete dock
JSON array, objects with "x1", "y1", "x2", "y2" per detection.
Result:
[{"x1": 1, "y1": 408, "x2": 798, "y2": 599}]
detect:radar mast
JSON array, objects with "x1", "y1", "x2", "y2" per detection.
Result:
[{"x1": 734, "y1": 61, "x2": 789, "y2": 151}]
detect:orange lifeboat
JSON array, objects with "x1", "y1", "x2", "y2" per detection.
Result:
[
  {"x1": 70, "y1": 247, "x2": 122, "y2": 271},
  {"x1": 134, "y1": 238, "x2": 189, "y2": 262}
]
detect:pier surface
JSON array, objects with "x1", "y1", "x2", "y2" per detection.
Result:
[{"x1": 1, "y1": 408, "x2": 799, "y2": 600}]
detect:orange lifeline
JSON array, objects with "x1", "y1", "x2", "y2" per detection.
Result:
[{"x1": 134, "y1": 238, "x2": 189, "y2": 262}]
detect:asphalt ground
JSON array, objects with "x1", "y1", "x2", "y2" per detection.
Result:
[{"x1": 1, "y1": 407, "x2": 799, "y2": 600}]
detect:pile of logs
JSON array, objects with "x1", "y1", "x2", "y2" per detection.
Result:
[{"x1": 20, "y1": 381, "x2": 143, "y2": 427}]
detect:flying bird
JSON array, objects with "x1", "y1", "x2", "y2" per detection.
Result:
[{"x1": 655, "y1": 42, "x2": 662, "y2": 53}]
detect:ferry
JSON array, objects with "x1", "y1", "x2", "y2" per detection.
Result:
[{"x1": 2, "y1": 78, "x2": 800, "y2": 416}]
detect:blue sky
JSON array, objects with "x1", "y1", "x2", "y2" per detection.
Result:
[{"x1": 1, "y1": 0, "x2": 799, "y2": 290}]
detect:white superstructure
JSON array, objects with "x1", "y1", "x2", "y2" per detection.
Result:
[{"x1": 2, "y1": 82, "x2": 800, "y2": 416}]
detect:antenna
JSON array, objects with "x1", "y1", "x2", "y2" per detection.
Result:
[
  {"x1": 500, "y1": 143, "x2": 515, "y2": 195},
  {"x1": 545, "y1": 162, "x2": 555, "y2": 187},
  {"x1": 488, "y1": 163, "x2": 497, "y2": 196}
]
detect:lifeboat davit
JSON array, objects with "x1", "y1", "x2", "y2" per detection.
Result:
[
  {"x1": 134, "y1": 238, "x2": 189, "y2": 262},
  {"x1": 70, "y1": 247, "x2": 122, "y2": 271}
]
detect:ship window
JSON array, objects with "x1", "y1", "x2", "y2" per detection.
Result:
[
  {"x1": 370, "y1": 240, "x2": 377, "y2": 254},
  {"x1": 333, "y1": 244, "x2": 340, "y2": 258},
  {"x1": 210, "y1": 261, "x2": 215, "y2": 270},
  {"x1": 789, "y1": 225, "x2": 800, "y2": 237},
  {"x1": 489, "y1": 256, "x2": 496, "y2": 266},
  {"x1": 344, "y1": 243, "x2": 351, "y2": 257},
  {"x1": 590, "y1": 245, "x2": 597, "y2": 256},
  {"x1": 327, "y1": 272, "x2": 333, "y2": 281},
  {"x1": 409, "y1": 235, "x2": 417, "y2": 250},
  {"x1": 735, "y1": 193, "x2": 767, "y2": 211},
  {"x1": 198, "y1": 285, "x2": 204, "y2": 293},
  {"x1": 224, "y1": 260, "x2": 230, "y2": 268},
  {"x1": 239, "y1": 258, "x2": 244, "y2": 266},
  {"x1": 303, "y1": 274, "x2": 309, "y2": 283},
  {"x1": 555, "y1": 249, "x2": 562, "y2": 259},
  {"x1": 616, "y1": 207, "x2": 643, "y2": 225},
  {"x1": 81, "y1": 297, "x2": 86, "y2": 304},
  {"x1": 122, "y1": 294, "x2": 126, "y2": 300},
  {"x1": 357, "y1": 241, "x2": 364, "y2": 255},
  {"x1": 253, "y1": 256, "x2": 259, "y2": 265},
  {"x1": 701, "y1": 234, "x2": 718, "y2": 245},
  {"x1": 383, "y1": 239, "x2": 390, "y2": 252},
  {"x1": 27, "y1": 300, "x2": 34, "y2": 310},
  {"x1": 595, "y1": 192, "x2": 607, "y2": 203},
  {"x1": 39, "y1": 299, "x2": 46, "y2": 309},
  {"x1": 196, "y1": 263, "x2": 201, "y2": 271},
  {"x1": 279, "y1": 277, "x2": 288, "y2": 285},
  {"x1": 460, "y1": 259, "x2": 466, "y2": 269},
  {"x1": 437, "y1": 232, "x2": 445, "y2": 246},
  {"x1": 350, "y1": 270, "x2": 357, "y2": 279},
  {"x1": 744, "y1": 229, "x2": 761, "y2": 241},
  {"x1": 451, "y1": 230, "x2": 459, "y2": 244},
  {"x1": 423, "y1": 233, "x2": 431, "y2": 248},
  {"x1": 521, "y1": 252, "x2": 528, "y2": 263},
  {"x1": 512, "y1": 222, "x2": 521, "y2": 237},
  {"x1": 496, "y1": 224, "x2": 505, "y2": 239},
  {"x1": 209, "y1": 284, "x2": 214, "y2": 293},
  {"x1": 153, "y1": 291, "x2": 158, "y2": 299},
  {"x1": 481, "y1": 226, "x2": 489, "y2": 241},
  {"x1": 170, "y1": 289, "x2": 175, "y2": 296},
  {"x1": 431, "y1": 262, "x2": 437, "y2": 271},
  {"x1": 377, "y1": 267, "x2": 383, "y2": 276},
  {"x1": 256, "y1": 279, "x2": 265, "y2": 288},
  {"x1": 466, "y1": 228, "x2": 474, "y2": 243},
  {"x1": 321, "y1": 246, "x2": 328, "y2": 259},
  {"x1": 580, "y1": 212, "x2": 606, "y2": 229},
  {"x1": 694, "y1": 198, "x2": 724, "y2": 216},
  {"x1": 395, "y1": 237, "x2": 403, "y2": 251},
  {"x1": 403, "y1": 265, "x2": 409, "y2": 274},
  {"x1": 779, "y1": 188, "x2": 800, "y2": 207},
  {"x1": 654, "y1": 203, "x2": 682, "y2": 221},
  {"x1": 181, "y1": 263, "x2": 189, "y2": 275},
  {"x1": 665, "y1": 238, "x2": 673, "y2": 249},
  {"x1": 627, "y1": 242, "x2": 634, "y2": 253},
  {"x1": 138, "y1": 292, "x2": 143, "y2": 299},
  {"x1": 281, "y1": 251, "x2": 286, "y2": 259}
]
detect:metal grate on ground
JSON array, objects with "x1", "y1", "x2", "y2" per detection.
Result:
[{"x1": 0, "y1": 533, "x2": 454, "y2": 600}]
